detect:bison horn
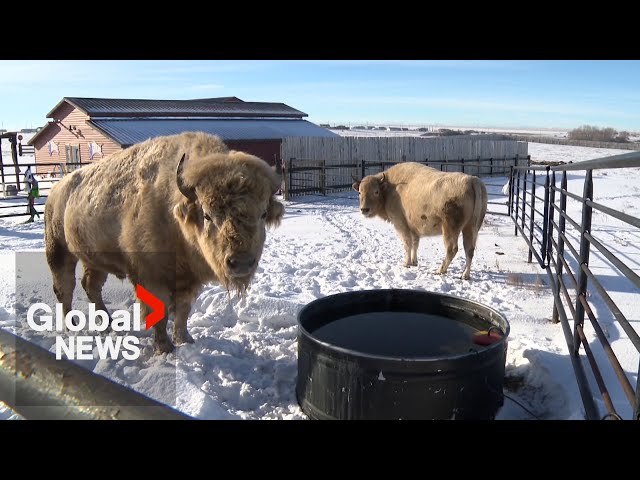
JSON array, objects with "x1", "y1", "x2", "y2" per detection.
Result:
[
  {"x1": 351, "y1": 173, "x2": 361, "y2": 183},
  {"x1": 176, "y1": 154, "x2": 197, "y2": 203}
]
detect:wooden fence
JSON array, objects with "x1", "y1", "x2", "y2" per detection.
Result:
[
  {"x1": 284, "y1": 156, "x2": 529, "y2": 200},
  {"x1": 280, "y1": 136, "x2": 529, "y2": 200},
  {"x1": 281, "y1": 136, "x2": 528, "y2": 165}
]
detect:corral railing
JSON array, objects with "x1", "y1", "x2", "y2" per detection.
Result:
[
  {"x1": 0, "y1": 161, "x2": 91, "y2": 219},
  {"x1": 284, "y1": 156, "x2": 529, "y2": 217},
  {"x1": 510, "y1": 151, "x2": 640, "y2": 420},
  {"x1": 0, "y1": 329, "x2": 190, "y2": 420}
]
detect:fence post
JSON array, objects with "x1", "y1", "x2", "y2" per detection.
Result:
[
  {"x1": 573, "y1": 169, "x2": 593, "y2": 355},
  {"x1": 9, "y1": 136, "x2": 20, "y2": 192},
  {"x1": 540, "y1": 166, "x2": 551, "y2": 264},
  {"x1": 514, "y1": 168, "x2": 521, "y2": 235},
  {"x1": 552, "y1": 171, "x2": 568, "y2": 324},
  {"x1": 528, "y1": 170, "x2": 537, "y2": 264},
  {"x1": 507, "y1": 166, "x2": 514, "y2": 217},
  {"x1": 635, "y1": 361, "x2": 640, "y2": 420},
  {"x1": 490, "y1": 157, "x2": 493, "y2": 176},
  {"x1": 285, "y1": 158, "x2": 293, "y2": 201},
  {"x1": 0, "y1": 141, "x2": 5, "y2": 185},
  {"x1": 521, "y1": 168, "x2": 528, "y2": 233},
  {"x1": 461, "y1": 157, "x2": 465, "y2": 174},
  {"x1": 527, "y1": 155, "x2": 531, "y2": 167},
  {"x1": 321, "y1": 159, "x2": 326, "y2": 196}
]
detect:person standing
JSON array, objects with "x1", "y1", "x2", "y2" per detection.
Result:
[{"x1": 24, "y1": 166, "x2": 40, "y2": 223}]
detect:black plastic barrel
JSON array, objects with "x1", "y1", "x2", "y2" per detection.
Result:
[{"x1": 296, "y1": 289, "x2": 509, "y2": 420}]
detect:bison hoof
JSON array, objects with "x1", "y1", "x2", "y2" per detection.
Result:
[
  {"x1": 173, "y1": 330, "x2": 195, "y2": 345},
  {"x1": 155, "y1": 338, "x2": 175, "y2": 354},
  {"x1": 460, "y1": 272, "x2": 471, "y2": 280}
]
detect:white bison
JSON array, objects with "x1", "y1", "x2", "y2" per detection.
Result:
[
  {"x1": 45, "y1": 132, "x2": 284, "y2": 353},
  {"x1": 353, "y1": 162, "x2": 487, "y2": 280}
]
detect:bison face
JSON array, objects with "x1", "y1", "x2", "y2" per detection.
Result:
[
  {"x1": 175, "y1": 152, "x2": 284, "y2": 294},
  {"x1": 353, "y1": 173, "x2": 386, "y2": 218}
]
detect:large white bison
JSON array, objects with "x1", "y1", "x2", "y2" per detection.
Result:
[
  {"x1": 353, "y1": 162, "x2": 487, "y2": 280},
  {"x1": 45, "y1": 132, "x2": 284, "y2": 353}
]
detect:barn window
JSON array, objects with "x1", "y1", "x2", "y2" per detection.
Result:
[{"x1": 65, "y1": 144, "x2": 81, "y2": 172}]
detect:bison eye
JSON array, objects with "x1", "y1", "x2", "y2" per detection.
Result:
[
  {"x1": 261, "y1": 211, "x2": 267, "y2": 220},
  {"x1": 203, "y1": 213, "x2": 212, "y2": 222}
]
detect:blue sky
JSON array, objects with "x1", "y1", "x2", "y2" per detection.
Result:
[{"x1": 1, "y1": 60, "x2": 639, "y2": 132}]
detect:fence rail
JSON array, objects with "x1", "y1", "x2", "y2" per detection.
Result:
[
  {"x1": 509, "y1": 151, "x2": 640, "y2": 420},
  {"x1": 284, "y1": 156, "x2": 528, "y2": 205},
  {"x1": 0, "y1": 161, "x2": 91, "y2": 219}
]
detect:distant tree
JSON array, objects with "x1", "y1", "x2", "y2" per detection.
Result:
[
  {"x1": 438, "y1": 128, "x2": 463, "y2": 136},
  {"x1": 568, "y1": 125, "x2": 622, "y2": 142},
  {"x1": 615, "y1": 131, "x2": 630, "y2": 143}
]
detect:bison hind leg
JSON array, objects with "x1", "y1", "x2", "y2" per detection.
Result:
[
  {"x1": 437, "y1": 225, "x2": 461, "y2": 275},
  {"x1": 460, "y1": 224, "x2": 478, "y2": 280},
  {"x1": 81, "y1": 266, "x2": 112, "y2": 331},
  {"x1": 46, "y1": 242, "x2": 78, "y2": 320}
]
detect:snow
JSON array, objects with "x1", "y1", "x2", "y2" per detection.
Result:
[
  {"x1": 528, "y1": 142, "x2": 635, "y2": 164},
  {"x1": 330, "y1": 126, "x2": 572, "y2": 138},
  {"x1": 0, "y1": 141, "x2": 638, "y2": 420}
]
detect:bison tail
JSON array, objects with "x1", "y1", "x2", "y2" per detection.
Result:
[{"x1": 472, "y1": 178, "x2": 488, "y2": 231}]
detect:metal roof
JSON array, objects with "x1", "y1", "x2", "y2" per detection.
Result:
[
  {"x1": 88, "y1": 119, "x2": 337, "y2": 146},
  {"x1": 50, "y1": 97, "x2": 307, "y2": 119}
]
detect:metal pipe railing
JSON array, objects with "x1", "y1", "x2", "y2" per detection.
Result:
[
  {"x1": 509, "y1": 151, "x2": 640, "y2": 420},
  {"x1": 0, "y1": 329, "x2": 192, "y2": 420}
]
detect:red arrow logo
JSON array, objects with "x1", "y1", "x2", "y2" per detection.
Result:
[{"x1": 136, "y1": 284, "x2": 165, "y2": 330}]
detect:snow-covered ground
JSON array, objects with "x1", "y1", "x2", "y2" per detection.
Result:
[
  {"x1": 528, "y1": 142, "x2": 634, "y2": 164},
  {"x1": 1, "y1": 141, "x2": 638, "y2": 420}
]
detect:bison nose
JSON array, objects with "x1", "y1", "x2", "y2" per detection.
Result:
[
  {"x1": 361, "y1": 208, "x2": 370, "y2": 214},
  {"x1": 226, "y1": 252, "x2": 256, "y2": 274}
]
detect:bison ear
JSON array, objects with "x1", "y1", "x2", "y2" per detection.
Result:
[
  {"x1": 266, "y1": 197, "x2": 285, "y2": 228},
  {"x1": 379, "y1": 172, "x2": 388, "y2": 190},
  {"x1": 352, "y1": 181, "x2": 360, "y2": 192}
]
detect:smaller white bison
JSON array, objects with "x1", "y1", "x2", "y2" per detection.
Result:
[{"x1": 353, "y1": 162, "x2": 488, "y2": 280}]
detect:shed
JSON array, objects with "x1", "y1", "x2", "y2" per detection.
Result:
[{"x1": 29, "y1": 96, "x2": 337, "y2": 173}]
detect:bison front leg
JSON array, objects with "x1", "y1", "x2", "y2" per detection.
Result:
[
  {"x1": 46, "y1": 242, "x2": 78, "y2": 319},
  {"x1": 410, "y1": 234, "x2": 420, "y2": 267},
  {"x1": 395, "y1": 224, "x2": 414, "y2": 267},
  {"x1": 137, "y1": 285, "x2": 174, "y2": 354},
  {"x1": 173, "y1": 290, "x2": 197, "y2": 345}
]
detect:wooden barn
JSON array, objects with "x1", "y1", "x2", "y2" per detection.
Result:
[{"x1": 28, "y1": 96, "x2": 337, "y2": 174}]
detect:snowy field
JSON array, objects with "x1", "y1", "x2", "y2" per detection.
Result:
[
  {"x1": 329, "y1": 126, "x2": 571, "y2": 138},
  {"x1": 1, "y1": 141, "x2": 638, "y2": 420}
]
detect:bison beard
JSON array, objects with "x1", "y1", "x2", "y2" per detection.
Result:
[
  {"x1": 44, "y1": 132, "x2": 284, "y2": 354},
  {"x1": 353, "y1": 162, "x2": 487, "y2": 280}
]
